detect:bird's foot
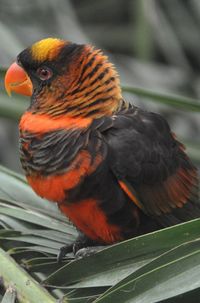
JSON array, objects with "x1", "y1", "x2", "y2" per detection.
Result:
[
  {"x1": 57, "y1": 234, "x2": 102, "y2": 263},
  {"x1": 57, "y1": 241, "x2": 85, "y2": 263}
]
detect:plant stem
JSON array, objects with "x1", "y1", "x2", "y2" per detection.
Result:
[{"x1": 0, "y1": 247, "x2": 61, "y2": 303}]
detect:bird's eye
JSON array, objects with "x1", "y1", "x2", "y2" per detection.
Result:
[{"x1": 36, "y1": 67, "x2": 53, "y2": 81}]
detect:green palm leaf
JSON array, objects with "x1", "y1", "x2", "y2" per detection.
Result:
[{"x1": 122, "y1": 86, "x2": 200, "y2": 112}]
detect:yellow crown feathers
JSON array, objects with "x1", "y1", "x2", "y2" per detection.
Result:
[{"x1": 31, "y1": 38, "x2": 66, "y2": 62}]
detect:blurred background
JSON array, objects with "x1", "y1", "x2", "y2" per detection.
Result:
[{"x1": 0, "y1": 0, "x2": 200, "y2": 172}]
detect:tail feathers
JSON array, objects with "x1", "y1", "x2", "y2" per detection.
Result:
[
  {"x1": 155, "y1": 177, "x2": 200, "y2": 227},
  {"x1": 137, "y1": 166, "x2": 199, "y2": 226},
  {"x1": 155, "y1": 198, "x2": 200, "y2": 227}
]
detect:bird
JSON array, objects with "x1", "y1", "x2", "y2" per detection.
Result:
[{"x1": 5, "y1": 37, "x2": 200, "y2": 261}]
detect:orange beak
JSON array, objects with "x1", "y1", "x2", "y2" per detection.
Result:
[{"x1": 5, "y1": 62, "x2": 33, "y2": 97}]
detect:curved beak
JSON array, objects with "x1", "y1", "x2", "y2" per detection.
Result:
[{"x1": 5, "y1": 62, "x2": 33, "y2": 97}]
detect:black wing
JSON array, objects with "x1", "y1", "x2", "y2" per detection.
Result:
[{"x1": 102, "y1": 106, "x2": 199, "y2": 226}]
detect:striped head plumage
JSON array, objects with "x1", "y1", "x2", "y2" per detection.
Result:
[{"x1": 6, "y1": 38, "x2": 123, "y2": 119}]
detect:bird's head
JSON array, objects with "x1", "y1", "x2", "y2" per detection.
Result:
[{"x1": 5, "y1": 38, "x2": 122, "y2": 118}]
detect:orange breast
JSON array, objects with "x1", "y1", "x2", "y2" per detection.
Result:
[
  {"x1": 28, "y1": 173, "x2": 121, "y2": 243},
  {"x1": 27, "y1": 172, "x2": 121, "y2": 243},
  {"x1": 27, "y1": 173, "x2": 75, "y2": 202},
  {"x1": 60, "y1": 199, "x2": 122, "y2": 244},
  {"x1": 26, "y1": 151, "x2": 91, "y2": 202}
]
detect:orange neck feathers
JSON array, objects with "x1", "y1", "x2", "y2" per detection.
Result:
[{"x1": 19, "y1": 111, "x2": 92, "y2": 133}]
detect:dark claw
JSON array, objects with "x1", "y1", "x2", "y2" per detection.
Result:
[
  {"x1": 57, "y1": 244, "x2": 74, "y2": 263},
  {"x1": 57, "y1": 233, "x2": 104, "y2": 263},
  {"x1": 57, "y1": 241, "x2": 89, "y2": 263}
]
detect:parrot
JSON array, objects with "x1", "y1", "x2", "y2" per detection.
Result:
[{"x1": 5, "y1": 38, "x2": 199, "y2": 261}]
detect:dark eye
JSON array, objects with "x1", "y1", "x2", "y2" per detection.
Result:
[{"x1": 36, "y1": 67, "x2": 53, "y2": 80}]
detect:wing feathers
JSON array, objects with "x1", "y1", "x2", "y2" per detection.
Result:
[
  {"x1": 105, "y1": 107, "x2": 199, "y2": 222},
  {"x1": 137, "y1": 167, "x2": 199, "y2": 217}
]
